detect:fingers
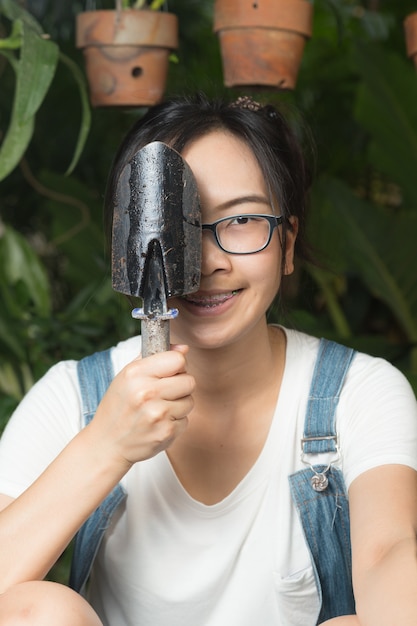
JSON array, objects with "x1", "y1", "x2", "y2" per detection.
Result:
[
  {"x1": 127, "y1": 350, "x2": 195, "y2": 401},
  {"x1": 90, "y1": 347, "x2": 195, "y2": 467},
  {"x1": 133, "y1": 345, "x2": 189, "y2": 378}
]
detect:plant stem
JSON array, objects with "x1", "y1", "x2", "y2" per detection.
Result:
[{"x1": 307, "y1": 265, "x2": 352, "y2": 339}]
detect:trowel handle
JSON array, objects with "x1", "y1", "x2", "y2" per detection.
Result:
[
  {"x1": 141, "y1": 318, "x2": 170, "y2": 358},
  {"x1": 132, "y1": 308, "x2": 179, "y2": 358}
]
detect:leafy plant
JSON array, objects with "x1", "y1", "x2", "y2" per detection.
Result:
[
  {"x1": 0, "y1": 0, "x2": 91, "y2": 181},
  {"x1": 0, "y1": 220, "x2": 51, "y2": 428},
  {"x1": 303, "y1": 42, "x2": 417, "y2": 386},
  {"x1": 1, "y1": 0, "x2": 416, "y2": 436}
]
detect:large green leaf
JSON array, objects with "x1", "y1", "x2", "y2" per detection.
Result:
[
  {"x1": 312, "y1": 177, "x2": 417, "y2": 344},
  {"x1": 15, "y1": 22, "x2": 59, "y2": 123},
  {"x1": 354, "y1": 43, "x2": 417, "y2": 208},
  {"x1": 0, "y1": 108, "x2": 34, "y2": 181},
  {"x1": 0, "y1": 19, "x2": 58, "y2": 180},
  {"x1": 0, "y1": 1, "x2": 56, "y2": 121},
  {"x1": 0, "y1": 226, "x2": 51, "y2": 316},
  {"x1": 59, "y1": 53, "x2": 92, "y2": 176}
]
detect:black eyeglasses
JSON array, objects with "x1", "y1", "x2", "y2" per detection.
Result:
[{"x1": 201, "y1": 214, "x2": 283, "y2": 255}]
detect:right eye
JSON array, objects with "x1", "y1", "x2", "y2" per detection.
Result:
[{"x1": 228, "y1": 216, "x2": 251, "y2": 227}]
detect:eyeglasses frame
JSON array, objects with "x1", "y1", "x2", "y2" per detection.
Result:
[{"x1": 201, "y1": 213, "x2": 284, "y2": 255}]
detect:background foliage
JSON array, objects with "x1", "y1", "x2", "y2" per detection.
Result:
[{"x1": 1, "y1": 0, "x2": 417, "y2": 437}]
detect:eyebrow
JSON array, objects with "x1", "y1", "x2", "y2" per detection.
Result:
[{"x1": 216, "y1": 195, "x2": 271, "y2": 212}]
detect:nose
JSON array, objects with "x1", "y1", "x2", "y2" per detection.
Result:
[{"x1": 200, "y1": 230, "x2": 232, "y2": 276}]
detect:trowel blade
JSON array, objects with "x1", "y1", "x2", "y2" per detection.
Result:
[{"x1": 111, "y1": 141, "x2": 201, "y2": 304}]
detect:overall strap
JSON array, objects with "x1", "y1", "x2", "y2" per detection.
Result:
[
  {"x1": 77, "y1": 349, "x2": 114, "y2": 426},
  {"x1": 289, "y1": 338, "x2": 356, "y2": 624},
  {"x1": 69, "y1": 349, "x2": 127, "y2": 594},
  {"x1": 302, "y1": 337, "x2": 355, "y2": 455}
]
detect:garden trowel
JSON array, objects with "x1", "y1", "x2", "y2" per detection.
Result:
[{"x1": 111, "y1": 141, "x2": 201, "y2": 357}]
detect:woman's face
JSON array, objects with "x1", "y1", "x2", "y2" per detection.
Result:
[{"x1": 169, "y1": 130, "x2": 297, "y2": 351}]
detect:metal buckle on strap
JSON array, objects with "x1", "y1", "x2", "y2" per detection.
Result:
[
  {"x1": 300, "y1": 436, "x2": 340, "y2": 493},
  {"x1": 300, "y1": 435, "x2": 338, "y2": 451}
]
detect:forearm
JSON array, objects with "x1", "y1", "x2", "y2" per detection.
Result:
[
  {"x1": 354, "y1": 537, "x2": 417, "y2": 626},
  {"x1": 0, "y1": 349, "x2": 193, "y2": 592},
  {"x1": 0, "y1": 424, "x2": 130, "y2": 592}
]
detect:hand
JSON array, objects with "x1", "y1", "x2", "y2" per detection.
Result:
[{"x1": 87, "y1": 345, "x2": 195, "y2": 470}]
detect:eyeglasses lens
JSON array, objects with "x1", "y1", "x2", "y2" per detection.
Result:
[{"x1": 217, "y1": 216, "x2": 271, "y2": 254}]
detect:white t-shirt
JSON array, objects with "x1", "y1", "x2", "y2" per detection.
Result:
[{"x1": 0, "y1": 328, "x2": 416, "y2": 626}]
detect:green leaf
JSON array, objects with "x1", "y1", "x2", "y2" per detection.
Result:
[
  {"x1": 0, "y1": 110, "x2": 34, "y2": 181},
  {"x1": 0, "y1": 48, "x2": 18, "y2": 68},
  {"x1": 315, "y1": 177, "x2": 417, "y2": 345},
  {"x1": 149, "y1": 0, "x2": 166, "y2": 9},
  {"x1": 0, "y1": 20, "x2": 59, "y2": 180},
  {"x1": 306, "y1": 265, "x2": 352, "y2": 339},
  {"x1": 15, "y1": 23, "x2": 59, "y2": 123},
  {"x1": 0, "y1": 18, "x2": 23, "y2": 50},
  {"x1": 0, "y1": 226, "x2": 51, "y2": 316},
  {"x1": 0, "y1": 360, "x2": 34, "y2": 402},
  {"x1": 59, "y1": 52, "x2": 91, "y2": 175}
]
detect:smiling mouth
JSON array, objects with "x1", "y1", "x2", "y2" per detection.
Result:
[{"x1": 181, "y1": 290, "x2": 241, "y2": 308}]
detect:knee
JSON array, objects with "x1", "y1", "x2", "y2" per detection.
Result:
[{"x1": 0, "y1": 581, "x2": 102, "y2": 626}]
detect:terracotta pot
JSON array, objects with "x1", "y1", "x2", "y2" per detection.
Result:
[
  {"x1": 404, "y1": 12, "x2": 417, "y2": 70},
  {"x1": 213, "y1": 0, "x2": 313, "y2": 90},
  {"x1": 76, "y1": 9, "x2": 178, "y2": 107}
]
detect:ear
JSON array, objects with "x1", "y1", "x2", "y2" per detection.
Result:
[{"x1": 283, "y1": 216, "x2": 298, "y2": 276}]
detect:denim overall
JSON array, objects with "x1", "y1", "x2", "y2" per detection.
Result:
[{"x1": 69, "y1": 338, "x2": 356, "y2": 624}]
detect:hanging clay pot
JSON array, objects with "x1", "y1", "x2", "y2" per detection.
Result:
[
  {"x1": 404, "y1": 12, "x2": 417, "y2": 70},
  {"x1": 213, "y1": 0, "x2": 313, "y2": 90},
  {"x1": 76, "y1": 9, "x2": 178, "y2": 107}
]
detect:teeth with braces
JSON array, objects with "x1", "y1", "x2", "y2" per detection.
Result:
[{"x1": 183, "y1": 291, "x2": 239, "y2": 306}]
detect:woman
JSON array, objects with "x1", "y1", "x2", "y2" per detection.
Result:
[{"x1": 0, "y1": 94, "x2": 416, "y2": 626}]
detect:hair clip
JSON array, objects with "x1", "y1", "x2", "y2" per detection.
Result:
[{"x1": 229, "y1": 96, "x2": 262, "y2": 112}]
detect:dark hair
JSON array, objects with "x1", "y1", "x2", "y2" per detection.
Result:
[{"x1": 104, "y1": 92, "x2": 314, "y2": 268}]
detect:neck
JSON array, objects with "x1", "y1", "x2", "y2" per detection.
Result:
[
  {"x1": 187, "y1": 323, "x2": 286, "y2": 402},
  {"x1": 165, "y1": 323, "x2": 287, "y2": 504}
]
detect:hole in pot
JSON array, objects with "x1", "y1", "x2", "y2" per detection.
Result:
[
  {"x1": 132, "y1": 66, "x2": 143, "y2": 78},
  {"x1": 252, "y1": 2, "x2": 258, "y2": 8}
]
